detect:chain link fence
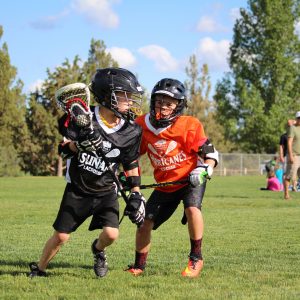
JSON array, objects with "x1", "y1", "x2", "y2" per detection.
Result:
[
  {"x1": 140, "y1": 153, "x2": 277, "y2": 176},
  {"x1": 215, "y1": 153, "x2": 276, "y2": 176}
]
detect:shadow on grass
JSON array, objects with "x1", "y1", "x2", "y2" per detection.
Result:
[{"x1": 0, "y1": 259, "x2": 92, "y2": 277}]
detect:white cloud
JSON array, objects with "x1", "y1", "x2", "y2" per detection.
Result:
[
  {"x1": 107, "y1": 47, "x2": 136, "y2": 67},
  {"x1": 196, "y1": 37, "x2": 230, "y2": 72},
  {"x1": 138, "y1": 45, "x2": 179, "y2": 72},
  {"x1": 196, "y1": 16, "x2": 225, "y2": 33},
  {"x1": 28, "y1": 79, "x2": 44, "y2": 93},
  {"x1": 71, "y1": 0, "x2": 120, "y2": 29},
  {"x1": 30, "y1": 10, "x2": 69, "y2": 30},
  {"x1": 230, "y1": 8, "x2": 241, "y2": 22}
]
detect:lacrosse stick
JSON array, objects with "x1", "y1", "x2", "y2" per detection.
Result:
[
  {"x1": 140, "y1": 175, "x2": 210, "y2": 189},
  {"x1": 55, "y1": 83, "x2": 93, "y2": 129},
  {"x1": 140, "y1": 180, "x2": 188, "y2": 189},
  {"x1": 118, "y1": 172, "x2": 188, "y2": 190},
  {"x1": 55, "y1": 83, "x2": 129, "y2": 207}
]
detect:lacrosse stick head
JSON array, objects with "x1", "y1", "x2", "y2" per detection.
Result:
[
  {"x1": 90, "y1": 68, "x2": 144, "y2": 121},
  {"x1": 55, "y1": 83, "x2": 92, "y2": 128}
]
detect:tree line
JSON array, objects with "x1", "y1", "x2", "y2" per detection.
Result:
[{"x1": 0, "y1": 0, "x2": 299, "y2": 176}]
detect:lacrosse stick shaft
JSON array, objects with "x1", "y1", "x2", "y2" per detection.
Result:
[
  {"x1": 92, "y1": 141, "x2": 131, "y2": 226},
  {"x1": 133, "y1": 179, "x2": 188, "y2": 190},
  {"x1": 91, "y1": 139, "x2": 129, "y2": 205}
]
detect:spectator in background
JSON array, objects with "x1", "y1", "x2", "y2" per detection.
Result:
[
  {"x1": 279, "y1": 120, "x2": 297, "y2": 190},
  {"x1": 284, "y1": 112, "x2": 300, "y2": 200},
  {"x1": 279, "y1": 132, "x2": 288, "y2": 169},
  {"x1": 265, "y1": 156, "x2": 277, "y2": 173},
  {"x1": 274, "y1": 163, "x2": 284, "y2": 187},
  {"x1": 260, "y1": 170, "x2": 282, "y2": 191}
]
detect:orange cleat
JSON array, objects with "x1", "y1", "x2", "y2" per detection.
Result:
[{"x1": 181, "y1": 258, "x2": 203, "y2": 278}]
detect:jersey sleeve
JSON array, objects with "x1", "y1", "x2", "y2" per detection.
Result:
[
  {"x1": 121, "y1": 124, "x2": 142, "y2": 168},
  {"x1": 134, "y1": 116, "x2": 147, "y2": 155},
  {"x1": 185, "y1": 118, "x2": 207, "y2": 153}
]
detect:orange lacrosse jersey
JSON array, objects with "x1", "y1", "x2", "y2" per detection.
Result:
[{"x1": 135, "y1": 113, "x2": 207, "y2": 192}]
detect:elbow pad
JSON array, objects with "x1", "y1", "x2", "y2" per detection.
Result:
[
  {"x1": 58, "y1": 141, "x2": 75, "y2": 160},
  {"x1": 205, "y1": 148, "x2": 219, "y2": 167},
  {"x1": 198, "y1": 140, "x2": 219, "y2": 167}
]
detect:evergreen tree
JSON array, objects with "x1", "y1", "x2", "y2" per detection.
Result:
[
  {"x1": 25, "y1": 39, "x2": 119, "y2": 175},
  {"x1": 24, "y1": 57, "x2": 84, "y2": 176},
  {"x1": 185, "y1": 55, "x2": 235, "y2": 152},
  {"x1": 82, "y1": 39, "x2": 118, "y2": 85},
  {"x1": 0, "y1": 26, "x2": 28, "y2": 176},
  {"x1": 214, "y1": 0, "x2": 300, "y2": 153},
  {"x1": 24, "y1": 93, "x2": 58, "y2": 175}
]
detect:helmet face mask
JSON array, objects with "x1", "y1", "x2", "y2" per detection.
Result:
[
  {"x1": 111, "y1": 90, "x2": 142, "y2": 121},
  {"x1": 90, "y1": 68, "x2": 144, "y2": 121},
  {"x1": 153, "y1": 95, "x2": 179, "y2": 122},
  {"x1": 150, "y1": 78, "x2": 187, "y2": 128}
]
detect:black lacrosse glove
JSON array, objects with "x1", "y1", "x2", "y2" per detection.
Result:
[
  {"x1": 125, "y1": 192, "x2": 146, "y2": 226},
  {"x1": 75, "y1": 130, "x2": 102, "y2": 153}
]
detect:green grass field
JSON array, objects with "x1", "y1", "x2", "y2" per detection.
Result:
[{"x1": 0, "y1": 176, "x2": 299, "y2": 300}]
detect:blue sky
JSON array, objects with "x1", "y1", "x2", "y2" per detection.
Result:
[{"x1": 0, "y1": 0, "x2": 249, "y2": 96}]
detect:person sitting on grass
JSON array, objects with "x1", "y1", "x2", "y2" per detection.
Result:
[{"x1": 261, "y1": 170, "x2": 282, "y2": 191}]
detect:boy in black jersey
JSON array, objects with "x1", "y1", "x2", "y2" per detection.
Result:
[{"x1": 29, "y1": 68, "x2": 146, "y2": 278}]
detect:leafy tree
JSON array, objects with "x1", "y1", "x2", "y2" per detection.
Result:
[
  {"x1": 185, "y1": 55, "x2": 235, "y2": 152},
  {"x1": 23, "y1": 57, "x2": 84, "y2": 176},
  {"x1": 82, "y1": 39, "x2": 118, "y2": 85},
  {"x1": 214, "y1": 0, "x2": 300, "y2": 153},
  {"x1": 23, "y1": 93, "x2": 58, "y2": 175},
  {"x1": 25, "y1": 39, "x2": 119, "y2": 175},
  {"x1": 0, "y1": 26, "x2": 28, "y2": 176}
]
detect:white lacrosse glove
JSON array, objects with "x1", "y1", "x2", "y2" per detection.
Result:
[
  {"x1": 125, "y1": 192, "x2": 146, "y2": 226},
  {"x1": 188, "y1": 164, "x2": 213, "y2": 187}
]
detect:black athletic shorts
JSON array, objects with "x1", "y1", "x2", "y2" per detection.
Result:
[
  {"x1": 146, "y1": 182, "x2": 206, "y2": 230},
  {"x1": 53, "y1": 183, "x2": 119, "y2": 233}
]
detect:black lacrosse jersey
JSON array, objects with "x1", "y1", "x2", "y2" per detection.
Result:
[{"x1": 58, "y1": 106, "x2": 142, "y2": 195}]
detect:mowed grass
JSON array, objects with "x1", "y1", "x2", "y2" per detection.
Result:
[{"x1": 0, "y1": 175, "x2": 299, "y2": 300}]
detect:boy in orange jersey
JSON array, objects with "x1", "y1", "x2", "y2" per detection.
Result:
[{"x1": 125, "y1": 78, "x2": 219, "y2": 278}]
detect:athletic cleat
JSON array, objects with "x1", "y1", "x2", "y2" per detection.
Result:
[
  {"x1": 125, "y1": 264, "x2": 144, "y2": 276},
  {"x1": 181, "y1": 257, "x2": 203, "y2": 278},
  {"x1": 91, "y1": 239, "x2": 108, "y2": 277},
  {"x1": 28, "y1": 262, "x2": 47, "y2": 278}
]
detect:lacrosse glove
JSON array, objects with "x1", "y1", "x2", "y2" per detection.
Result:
[
  {"x1": 75, "y1": 131, "x2": 102, "y2": 153},
  {"x1": 125, "y1": 192, "x2": 146, "y2": 226},
  {"x1": 189, "y1": 164, "x2": 213, "y2": 187}
]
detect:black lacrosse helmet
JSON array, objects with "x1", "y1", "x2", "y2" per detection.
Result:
[
  {"x1": 150, "y1": 78, "x2": 187, "y2": 128},
  {"x1": 90, "y1": 67, "x2": 144, "y2": 121}
]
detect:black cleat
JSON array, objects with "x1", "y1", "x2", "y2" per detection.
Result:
[
  {"x1": 28, "y1": 262, "x2": 47, "y2": 278},
  {"x1": 91, "y1": 239, "x2": 108, "y2": 277}
]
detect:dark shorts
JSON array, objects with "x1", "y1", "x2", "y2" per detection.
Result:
[
  {"x1": 53, "y1": 183, "x2": 119, "y2": 233},
  {"x1": 146, "y1": 182, "x2": 206, "y2": 230}
]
